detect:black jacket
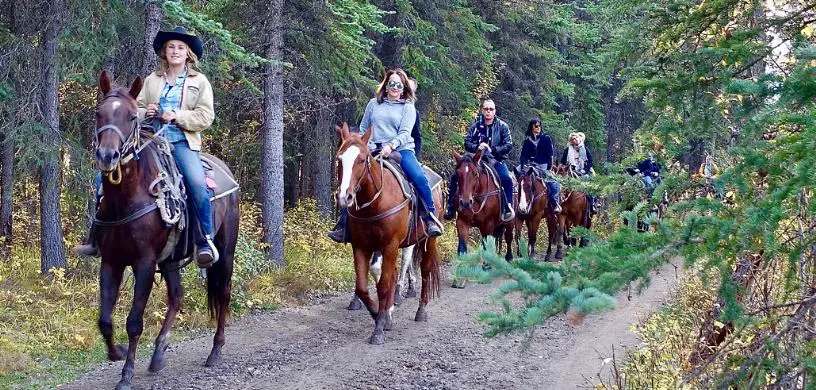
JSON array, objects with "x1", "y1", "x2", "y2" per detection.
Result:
[
  {"x1": 636, "y1": 158, "x2": 661, "y2": 176},
  {"x1": 411, "y1": 110, "x2": 422, "y2": 159},
  {"x1": 464, "y1": 117, "x2": 513, "y2": 162}
]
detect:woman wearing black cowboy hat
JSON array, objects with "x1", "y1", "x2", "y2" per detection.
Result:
[{"x1": 73, "y1": 26, "x2": 219, "y2": 268}]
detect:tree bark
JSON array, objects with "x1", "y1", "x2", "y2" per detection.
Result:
[
  {"x1": 141, "y1": 0, "x2": 163, "y2": 77},
  {"x1": 261, "y1": 0, "x2": 286, "y2": 267},
  {"x1": 0, "y1": 132, "x2": 14, "y2": 250},
  {"x1": 312, "y1": 106, "x2": 333, "y2": 218},
  {"x1": 38, "y1": 0, "x2": 67, "y2": 274}
]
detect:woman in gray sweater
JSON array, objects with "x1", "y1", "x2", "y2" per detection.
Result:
[{"x1": 329, "y1": 69, "x2": 442, "y2": 243}]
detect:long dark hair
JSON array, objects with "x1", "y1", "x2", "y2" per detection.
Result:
[
  {"x1": 526, "y1": 118, "x2": 542, "y2": 138},
  {"x1": 375, "y1": 68, "x2": 415, "y2": 103}
]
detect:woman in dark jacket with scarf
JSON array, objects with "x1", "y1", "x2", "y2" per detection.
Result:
[{"x1": 517, "y1": 119, "x2": 561, "y2": 214}]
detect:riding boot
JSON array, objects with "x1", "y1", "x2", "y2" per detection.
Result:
[
  {"x1": 589, "y1": 195, "x2": 598, "y2": 215},
  {"x1": 72, "y1": 221, "x2": 100, "y2": 257},
  {"x1": 328, "y1": 208, "x2": 351, "y2": 243},
  {"x1": 550, "y1": 195, "x2": 562, "y2": 214},
  {"x1": 443, "y1": 174, "x2": 457, "y2": 220},
  {"x1": 420, "y1": 199, "x2": 443, "y2": 237},
  {"x1": 500, "y1": 192, "x2": 515, "y2": 222}
]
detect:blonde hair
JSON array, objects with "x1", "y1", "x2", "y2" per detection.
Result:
[
  {"x1": 376, "y1": 69, "x2": 415, "y2": 103},
  {"x1": 157, "y1": 41, "x2": 200, "y2": 72}
]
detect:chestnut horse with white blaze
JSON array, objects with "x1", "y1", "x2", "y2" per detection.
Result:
[{"x1": 335, "y1": 122, "x2": 441, "y2": 345}]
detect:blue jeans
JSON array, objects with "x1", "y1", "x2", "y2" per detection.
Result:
[
  {"x1": 494, "y1": 161, "x2": 513, "y2": 207},
  {"x1": 642, "y1": 175, "x2": 661, "y2": 196},
  {"x1": 399, "y1": 150, "x2": 436, "y2": 215},
  {"x1": 173, "y1": 140, "x2": 214, "y2": 247},
  {"x1": 546, "y1": 180, "x2": 560, "y2": 207}
]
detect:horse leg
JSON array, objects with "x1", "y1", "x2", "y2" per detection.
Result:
[
  {"x1": 205, "y1": 227, "x2": 236, "y2": 368},
  {"x1": 148, "y1": 267, "x2": 182, "y2": 373},
  {"x1": 452, "y1": 219, "x2": 469, "y2": 289},
  {"x1": 353, "y1": 247, "x2": 377, "y2": 319},
  {"x1": 529, "y1": 217, "x2": 541, "y2": 258},
  {"x1": 116, "y1": 261, "x2": 156, "y2": 390},
  {"x1": 416, "y1": 237, "x2": 439, "y2": 322},
  {"x1": 99, "y1": 262, "x2": 127, "y2": 361},
  {"x1": 503, "y1": 222, "x2": 514, "y2": 262},
  {"x1": 406, "y1": 248, "x2": 419, "y2": 298},
  {"x1": 370, "y1": 245, "x2": 399, "y2": 345},
  {"x1": 554, "y1": 216, "x2": 565, "y2": 260},
  {"x1": 395, "y1": 246, "x2": 414, "y2": 306}
]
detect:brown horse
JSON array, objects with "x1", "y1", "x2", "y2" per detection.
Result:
[
  {"x1": 335, "y1": 122, "x2": 441, "y2": 345},
  {"x1": 515, "y1": 165, "x2": 559, "y2": 261},
  {"x1": 553, "y1": 164, "x2": 592, "y2": 258},
  {"x1": 94, "y1": 71, "x2": 239, "y2": 390},
  {"x1": 451, "y1": 149, "x2": 515, "y2": 264}
]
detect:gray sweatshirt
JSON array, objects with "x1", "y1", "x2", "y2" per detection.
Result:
[{"x1": 358, "y1": 98, "x2": 416, "y2": 152}]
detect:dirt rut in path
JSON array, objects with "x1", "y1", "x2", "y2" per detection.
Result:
[{"x1": 61, "y1": 263, "x2": 679, "y2": 389}]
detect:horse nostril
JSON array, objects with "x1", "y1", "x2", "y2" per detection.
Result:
[{"x1": 112, "y1": 150, "x2": 121, "y2": 162}]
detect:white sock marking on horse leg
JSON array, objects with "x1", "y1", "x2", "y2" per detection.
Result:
[{"x1": 338, "y1": 146, "x2": 360, "y2": 201}]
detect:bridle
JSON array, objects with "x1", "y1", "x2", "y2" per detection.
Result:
[
  {"x1": 95, "y1": 92, "x2": 164, "y2": 185},
  {"x1": 457, "y1": 159, "x2": 498, "y2": 214}
]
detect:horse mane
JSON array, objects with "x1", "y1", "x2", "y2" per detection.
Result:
[{"x1": 134, "y1": 129, "x2": 164, "y2": 193}]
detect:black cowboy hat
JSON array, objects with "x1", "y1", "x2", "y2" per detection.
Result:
[{"x1": 152, "y1": 26, "x2": 204, "y2": 60}]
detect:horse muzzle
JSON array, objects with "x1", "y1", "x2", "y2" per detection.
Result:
[
  {"x1": 459, "y1": 198, "x2": 473, "y2": 210},
  {"x1": 338, "y1": 192, "x2": 354, "y2": 209},
  {"x1": 95, "y1": 147, "x2": 121, "y2": 172}
]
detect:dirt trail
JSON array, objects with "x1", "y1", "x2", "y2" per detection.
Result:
[{"x1": 61, "y1": 262, "x2": 679, "y2": 390}]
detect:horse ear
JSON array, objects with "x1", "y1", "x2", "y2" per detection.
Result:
[
  {"x1": 452, "y1": 150, "x2": 462, "y2": 162},
  {"x1": 128, "y1": 76, "x2": 143, "y2": 99},
  {"x1": 99, "y1": 71, "x2": 112, "y2": 95},
  {"x1": 361, "y1": 126, "x2": 373, "y2": 144},
  {"x1": 473, "y1": 148, "x2": 483, "y2": 165},
  {"x1": 335, "y1": 122, "x2": 350, "y2": 140}
]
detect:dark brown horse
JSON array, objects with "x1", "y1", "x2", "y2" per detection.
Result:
[
  {"x1": 515, "y1": 165, "x2": 559, "y2": 261},
  {"x1": 94, "y1": 71, "x2": 239, "y2": 390},
  {"x1": 335, "y1": 122, "x2": 441, "y2": 345},
  {"x1": 552, "y1": 164, "x2": 592, "y2": 258},
  {"x1": 451, "y1": 150, "x2": 515, "y2": 265}
]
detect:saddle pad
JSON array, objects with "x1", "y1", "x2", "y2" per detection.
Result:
[
  {"x1": 379, "y1": 157, "x2": 443, "y2": 200},
  {"x1": 480, "y1": 160, "x2": 517, "y2": 193},
  {"x1": 200, "y1": 153, "x2": 240, "y2": 201}
]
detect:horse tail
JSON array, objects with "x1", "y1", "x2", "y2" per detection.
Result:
[{"x1": 206, "y1": 255, "x2": 230, "y2": 319}]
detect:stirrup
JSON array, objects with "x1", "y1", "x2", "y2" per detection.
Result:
[
  {"x1": 196, "y1": 236, "x2": 220, "y2": 268},
  {"x1": 72, "y1": 243, "x2": 100, "y2": 257}
]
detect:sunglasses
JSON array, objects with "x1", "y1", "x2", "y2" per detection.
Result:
[
  {"x1": 533, "y1": 124, "x2": 541, "y2": 128},
  {"x1": 387, "y1": 81, "x2": 404, "y2": 90},
  {"x1": 482, "y1": 107, "x2": 495, "y2": 111}
]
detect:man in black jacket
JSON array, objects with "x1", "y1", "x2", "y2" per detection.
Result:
[{"x1": 444, "y1": 99, "x2": 515, "y2": 221}]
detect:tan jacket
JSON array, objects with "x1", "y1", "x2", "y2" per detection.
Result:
[{"x1": 136, "y1": 68, "x2": 214, "y2": 151}]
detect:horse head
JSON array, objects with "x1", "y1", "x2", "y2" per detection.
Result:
[
  {"x1": 95, "y1": 71, "x2": 142, "y2": 173},
  {"x1": 517, "y1": 165, "x2": 539, "y2": 215},
  {"x1": 452, "y1": 148, "x2": 483, "y2": 210},
  {"x1": 335, "y1": 121, "x2": 373, "y2": 209}
]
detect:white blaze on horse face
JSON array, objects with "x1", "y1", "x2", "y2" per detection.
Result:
[
  {"x1": 519, "y1": 183, "x2": 528, "y2": 211},
  {"x1": 111, "y1": 100, "x2": 121, "y2": 112},
  {"x1": 338, "y1": 146, "x2": 361, "y2": 206},
  {"x1": 464, "y1": 166, "x2": 469, "y2": 174}
]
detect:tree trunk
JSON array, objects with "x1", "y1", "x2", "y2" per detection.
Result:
[
  {"x1": 0, "y1": 132, "x2": 14, "y2": 250},
  {"x1": 141, "y1": 0, "x2": 163, "y2": 77},
  {"x1": 39, "y1": 0, "x2": 67, "y2": 274},
  {"x1": 312, "y1": 106, "x2": 333, "y2": 218},
  {"x1": 261, "y1": 0, "x2": 285, "y2": 267}
]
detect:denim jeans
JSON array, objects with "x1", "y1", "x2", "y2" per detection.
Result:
[
  {"x1": 399, "y1": 150, "x2": 436, "y2": 215},
  {"x1": 546, "y1": 180, "x2": 560, "y2": 207},
  {"x1": 494, "y1": 161, "x2": 513, "y2": 206},
  {"x1": 173, "y1": 140, "x2": 214, "y2": 247}
]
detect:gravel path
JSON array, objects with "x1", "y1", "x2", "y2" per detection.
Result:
[{"x1": 60, "y1": 262, "x2": 679, "y2": 390}]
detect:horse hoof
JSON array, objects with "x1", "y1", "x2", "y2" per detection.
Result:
[
  {"x1": 394, "y1": 292, "x2": 404, "y2": 307},
  {"x1": 414, "y1": 308, "x2": 428, "y2": 322},
  {"x1": 347, "y1": 296, "x2": 363, "y2": 311},
  {"x1": 368, "y1": 332, "x2": 385, "y2": 345},
  {"x1": 115, "y1": 380, "x2": 132, "y2": 390},
  {"x1": 108, "y1": 344, "x2": 127, "y2": 361},
  {"x1": 451, "y1": 279, "x2": 466, "y2": 289},
  {"x1": 205, "y1": 351, "x2": 223, "y2": 367},
  {"x1": 405, "y1": 288, "x2": 417, "y2": 298},
  {"x1": 384, "y1": 318, "x2": 394, "y2": 331},
  {"x1": 148, "y1": 354, "x2": 166, "y2": 373}
]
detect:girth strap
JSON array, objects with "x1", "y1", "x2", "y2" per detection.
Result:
[
  {"x1": 94, "y1": 203, "x2": 158, "y2": 228},
  {"x1": 348, "y1": 197, "x2": 411, "y2": 223}
]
